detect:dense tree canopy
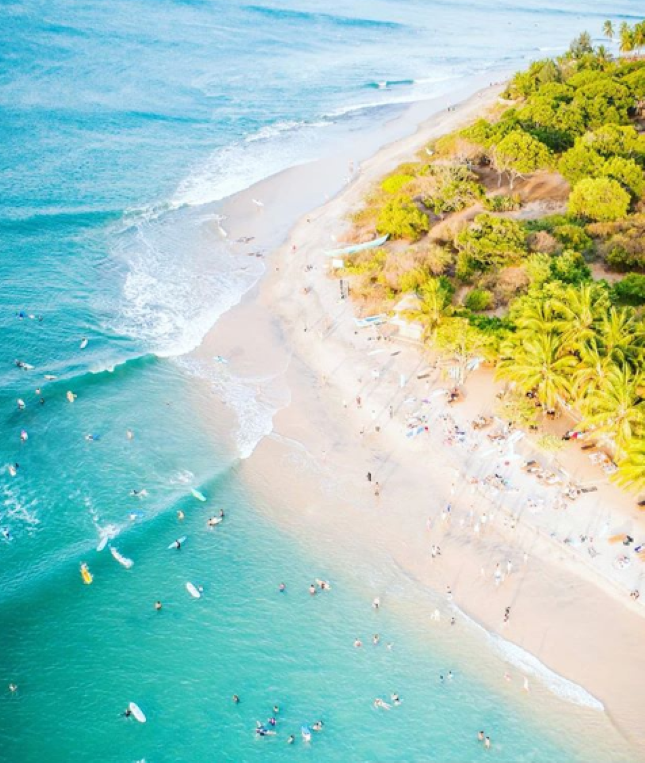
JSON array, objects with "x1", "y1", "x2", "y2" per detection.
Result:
[{"x1": 568, "y1": 177, "x2": 631, "y2": 222}]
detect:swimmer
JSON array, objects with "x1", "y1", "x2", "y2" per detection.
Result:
[
  {"x1": 373, "y1": 633, "x2": 380, "y2": 645},
  {"x1": 391, "y1": 693, "x2": 401, "y2": 705},
  {"x1": 85, "y1": 434, "x2": 100, "y2": 441},
  {"x1": 126, "y1": 429, "x2": 134, "y2": 440},
  {"x1": 207, "y1": 516, "x2": 219, "y2": 527},
  {"x1": 447, "y1": 671, "x2": 453, "y2": 681},
  {"x1": 373, "y1": 698, "x2": 391, "y2": 710},
  {"x1": 39, "y1": 398, "x2": 45, "y2": 405},
  {"x1": 312, "y1": 720, "x2": 323, "y2": 731},
  {"x1": 177, "y1": 510, "x2": 185, "y2": 520},
  {"x1": 267, "y1": 717, "x2": 276, "y2": 727},
  {"x1": 8, "y1": 683, "x2": 17, "y2": 694},
  {"x1": 478, "y1": 731, "x2": 485, "y2": 742},
  {"x1": 8, "y1": 464, "x2": 18, "y2": 477},
  {"x1": 309, "y1": 584, "x2": 316, "y2": 595},
  {"x1": 287, "y1": 735, "x2": 295, "y2": 744},
  {"x1": 386, "y1": 642, "x2": 393, "y2": 650},
  {"x1": 273, "y1": 705, "x2": 280, "y2": 715},
  {"x1": 17, "y1": 399, "x2": 25, "y2": 410},
  {"x1": 154, "y1": 601, "x2": 162, "y2": 611},
  {"x1": 130, "y1": 489, "x2": 148, "y2": 498},
  {"x1": 20, "y1": 430, "x2": 28, "y2": 442},
  {"x1": 372, "y1": 596, "x2": 380, "y2": 610},
  {"x1": 232, "y1": 694, "x2": 240, "y2": 704},
  {"x1": 484, "y1": 736, "x2": 491, "y2": 749},
  {"x1": 354, "y1": 638, "x2": 363, "y2": 648},
  {"x1": 279, "y1": 583, "x2": 286, "y2": 592},
  {"x1": 219, "y1": 508, "x2": 225, "y2": 519},
  {"x1": 66, "y1": 390, "x2": 76, "y2": 403}
]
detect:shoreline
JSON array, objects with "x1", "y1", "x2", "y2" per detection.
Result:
[{"x1": 189, "y1": 82, "x2": 645, "y2": 757}]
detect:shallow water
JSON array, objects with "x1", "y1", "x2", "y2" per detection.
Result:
[{"x1": 1, "y1": 0, "x2": 643, "y2": 760}]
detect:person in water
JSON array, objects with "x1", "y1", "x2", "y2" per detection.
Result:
[
  {"x1": 279, "y1": 583, "x2": 286, "y2": 592},
  {"x1": 8, "y1": 684, "x2": 17, "y2": 694},
  {"x1": 154, "y1": 601, "x2": 162, "y2": 611},
  {"x1": 478, "y1": 731, "x2": 485, "y2": 742},
  {"x1": 287, "y1": 735, "x2": 295, "y2": 744},
  {"x1": 123, "y1": 708, "x2": 132, "y2": 718},
  {"x1": 177, "y1": 510, "x2": 185, "y2": 520},
  {"x1": 391, "y1": 693, "x2": 401, "y2": 705},
  {"x1": 309, "y1": 584, "x2": 316, "y2": 595},
  {"x1": 273, "y1": 705, "x2": 279, "y2": 715},
  {"x1": 312, "y1": 720, "x2": 324, "y2": 731},
  {"x1": 219, "y1": 508, "x2": 225, "y2": 519},
  {"x1": 267, "y1": 717, "x2": 276, "y2": 727},
  {"x1": 232, "y1": 695, "x2": 240, "y2": 704},
  {"x1": 484, "y1": 736, "x2": 491, "y2": 749}
]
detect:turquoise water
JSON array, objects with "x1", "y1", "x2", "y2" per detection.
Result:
[{"x1": 1, "y1": 0, "x2": 643, "y2": 760}]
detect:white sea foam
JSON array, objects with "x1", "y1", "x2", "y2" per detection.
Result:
[
  {"x1": 177, "y1": 357, "x2": 290, "y2": 460},
  {"x1": 459, "y1": 606, "x2": 604, "y2": 710}
]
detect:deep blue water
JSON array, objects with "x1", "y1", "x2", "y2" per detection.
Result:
[{"x1": 0, "y1": 1, "x2": 642, "y2": 760}]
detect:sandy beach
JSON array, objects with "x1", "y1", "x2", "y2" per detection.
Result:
[{"x1": 190, "y1": 83, "x2": 645, "y2": 755}]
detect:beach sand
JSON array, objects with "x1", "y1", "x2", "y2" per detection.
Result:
[{"x1": 190, "y1": 84, "x2": 645, "y2": 754}]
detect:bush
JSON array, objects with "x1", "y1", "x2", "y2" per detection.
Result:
[
  {"x1": 381, "y1": 174, "x2": 415, "y2": 194},
  {"x1": 606, "y1": 246, "x2": 645, "y2": 272},
  {"x1": 550, "y1": 249, "x2": 591, "y2": 283},
  {"x1": 611, "y1": 273, "x2": 645, "y2": 305},
  {"x1": 422, "y1": 244, "x2": 453, "y2": 275},
  {"x1": 376, "y1": 195, "x2": 429, "y2": 240},
  {"x1": 525, "y1": 252, "x2": 553, "y2": 286},
  {"x1": 568, "y1": 177, "x2": 630, "y2": 222},
  {"x1": 527, "y1": 230, "x2": 559, "y2": 254},
  {"x1": 601, "y1": 157, "x2": 645, "y2": 198},
  {"x1": 558, "y1": 145, "x2": 605, "y2": 185},
  {"x1": 552, "y1": 224, "x2": 593, "y2": 253},
  {"x1": 483, "y1": 194, "x2": 520, "y2": 212},
  {"x1": 455, "y1": 213, "x2": 527, "y2": 273},
  {"x1": 465, "y1": 288, "x2": 495, "y2": 311}
]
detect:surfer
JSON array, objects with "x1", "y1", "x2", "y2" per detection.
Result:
[
  {"x1": 123, "y1": 708, "x2": 133, "y2": 718},
  {"x1": 154, "y1": 601, "x2": 162, "y2": 611},
  {"x1": 17, "y1": 399, "x2": 25, "y2": 410},
  {"x1": 267, "y1": 717, "x2": 276, "y2": 727},
  {"x1": 8, "y1": 464, "x2": 18, "y2": 477},
  {"x1": 66, "y1": 390, "x2": 76, "y2": 403},
  {"x1": 8, "y1": 684, "x2": 17, "y2": 694},
  {"x1": 177, "y1": 510, "x2": 185, "y2": 520},
  {"x1": 391, "y1": 693, "x2": 401, "y2": 705},
  {"x1": 312, "y1": 721, "x2": 324, "y2": 732},
  {"x1": 172, "y1": 539, "x2": 181, "y2": 550}
]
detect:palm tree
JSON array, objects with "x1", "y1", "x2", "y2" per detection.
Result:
[
  {"x1": 599, "y1": 306, "x2": 645, "y2": 365},
  {"x1": 553, "y1": 283, "x2": 608, "y2": 352},
  {"x1": 619, "y1": 22, "x2": 634, "y2": 55},
  {"x1": 603, "y1": 20, "x2": 614, "y2": 41},
  {"x1": 634, "y1": 21, "x2": 645, "y2": 56},
  {"x1": 513, "y1": 294, "x2": 557, "y2": 336},
  {"x1": 614, "y1": 440, "x2": 645, "y2": 492},
  {"x1": 573, "y1": 338, "x2": 615, "y2": 401},
  {"x1": 580, "y1": 364, "x2": 645, "y2": 453},
  {"x1": 497, "y1": 332, "x2": 576, "y2": 411},
  {"x1": 416, "y1": 278, "x2": 450, "y2": 337}
]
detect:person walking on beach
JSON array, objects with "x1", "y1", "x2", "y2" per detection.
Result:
[
  {"x1": 367, "y1": 471, "x2": 372, "y2": 482},
  {"x1": 374, "y1": 482, "x2": 380, "y2": 498}
]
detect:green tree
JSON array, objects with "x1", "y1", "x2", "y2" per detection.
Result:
[
  {"x1": 550, "y1": 249, "x2": 592, "y2": 284},
  {"x1": 614, "y1": 440, "x2": 645, "y2": 492},
  {"x1": 414, "y1": 277, "x2": 452, "y2": 337},
  {"x1": 603, "y1": 20, "x2": 614, "y2": 41},
  {"x1": 568, "y1": 177, "x2": 631, "y2": 222},
  {"x1": 434, "y1": 318, "x2": 496, "y2": 383},
  {"x1": 553, "y1": 282, "x2": 608, "y2": 350},
  {"x1": 497, "y1": 332, "x2": 576, "y2": 411},
  {"x1": 376, "y1": 195, "x2": 429, "y2": 240},
  {"x1": 580, "y1": 364, "x2": 645, "y2": 453},
  {"x1": 492, "y1": 131, "x2": 552, "y2": 189},
  {"x1": 571, "y1": 78, "x2": 632, "y2": 129},
  {"x1": 455, "y1": 213, "x2": 527, "y2": 273},
  {"x1": 619, "y1": 22, "x2": 634, "y2": 54},
  {"x1": 600, "y1": 156, "x2": 645, "y2": 198},
  {"x1": 465, "y1": 288, "x2": 495, "y2": 311},
  {"x1": 612, "y1": 274, "x2": 645, "y2": 306},
  {"x1": 598, "y1": 306, "x2": 645, "y2": 363},
  {"x1": 558, "y1": 145, "x2": 605, "y2": 185}
]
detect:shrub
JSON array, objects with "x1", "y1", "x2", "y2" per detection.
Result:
[
  {"x1": 550, "y1": 249, "x2": 591, "y2": 283},
  {"x1": 568, "y1": 177, "x2": 630, "y2": 222},
  {"x1": 558, "y1": 145, "x2": 605, "y2": 185},
  {"x1": 465, "y1": 288, "x2": 495, "y2": 311},
  {"x1": 527, "y1": 230, "x2": 559, "y2": 254},
  {"x1": 455, "y1": 213, "x2": 527, "y2": 273},
  {"x1": 552, "y1": 224, "x2": 593, "y2": 253},
  {"x1": 525, "y1": 252, "x2": 553, "y2": 286},
  {"x1": 483, "y1": 194, "x2": 521, "y2": 212},
  {"x1": 611, "y1": 273, "x2": 645, "y2": 305},
  {"x1": 381, "y1": 174, "x2": 415, "y2": 195},
  {"x1": 492, "y1": 130, "x2": 552, "y2": 188},
  {"x1": 376, "y1": 195, "x2": 429, "y2": 240},
  {"x1": 600, "y1": 157, "x2": 645, "y2": 198},
  {"x1": 606, "y1": 246, "x2": 645, "y2": 272},
  {"x1": 422, "y1": 244, "x2": 453, "y2": 275}
]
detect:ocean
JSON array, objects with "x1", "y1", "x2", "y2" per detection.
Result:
[{"x1": 0, "y1": 0, "x2": 642, "y2": 760}]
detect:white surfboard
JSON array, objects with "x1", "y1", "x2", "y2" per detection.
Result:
[
  {"x1": 191, "y1": 488, "x2": 206, "y2": 502},
  {"x1": 110, "y1": 546, "x2": 134, "y2": 569},
  {"x1": 167, "y1": 536, "x2": 186, "y2": 550},
  {"x1": 128, "y1": 702, "x2": 146, "y2": 723},
  {"x1": 186, "y1": 582, "x2": 201, "y2": 599}
]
